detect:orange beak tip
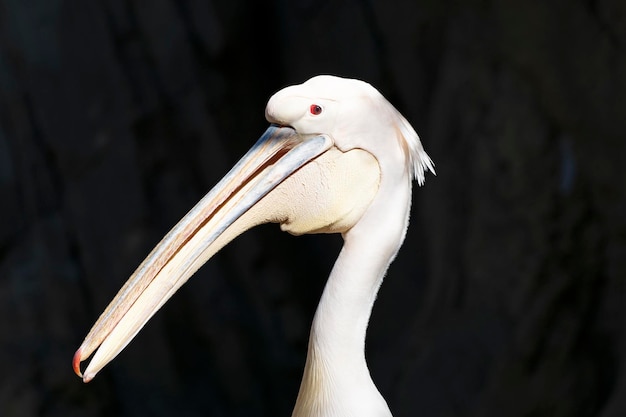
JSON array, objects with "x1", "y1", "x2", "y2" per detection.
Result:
[{"x1": 72, "y1": 349, "x2": 83, "y2": 379}]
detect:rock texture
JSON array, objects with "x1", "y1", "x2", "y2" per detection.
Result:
[{"x1": 0, "y1": 0, "x2": 624, "y2": 416}]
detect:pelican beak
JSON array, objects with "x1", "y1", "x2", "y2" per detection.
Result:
[{"x1": 73, "y1": 125, "x2": 332, "y2": 382}]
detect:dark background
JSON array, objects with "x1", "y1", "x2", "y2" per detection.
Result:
[{"x1": 1, "y1": 0, "x2": 625, "y2": 416}]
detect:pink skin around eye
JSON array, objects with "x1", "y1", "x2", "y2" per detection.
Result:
[{"x1": 310, "y1": 104, "x2": 322, "y2": 115}]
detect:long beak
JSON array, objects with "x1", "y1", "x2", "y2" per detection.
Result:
[{"x1": 73, "y1": 125, "x2": 333, "y2": 382}]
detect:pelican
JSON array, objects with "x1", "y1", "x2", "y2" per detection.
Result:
[{"x1": 73, "y1": 75, "x2": 434, "y2": 416}]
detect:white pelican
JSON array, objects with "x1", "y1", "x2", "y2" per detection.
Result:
[{"x1": 73, "y1": 75, "x2": 434, "y2": 416}]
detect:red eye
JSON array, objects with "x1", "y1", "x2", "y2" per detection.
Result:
[{"x1": 310, "y1": 104, "x2": 323, "y2": 115}]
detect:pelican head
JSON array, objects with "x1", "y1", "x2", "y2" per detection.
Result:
[
  {"x1": 73, "y1": 75, "x2": 434, "y2": 417},
  {"x1": 267, "y1": 75, "x2": 433, "y2": 184}
]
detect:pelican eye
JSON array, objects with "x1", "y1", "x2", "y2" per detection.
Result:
[{"x1": 309, "y1": 104, "x2": 323, "y2": 115}]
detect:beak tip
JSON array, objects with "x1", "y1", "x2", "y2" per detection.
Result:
[{"x1": 72, "y1": 349, "x2": 84, "y2": 379}]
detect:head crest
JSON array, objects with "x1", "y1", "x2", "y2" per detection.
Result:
[{"x1": 391, "y1": 107, "x2": 435, "y2": 185}]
